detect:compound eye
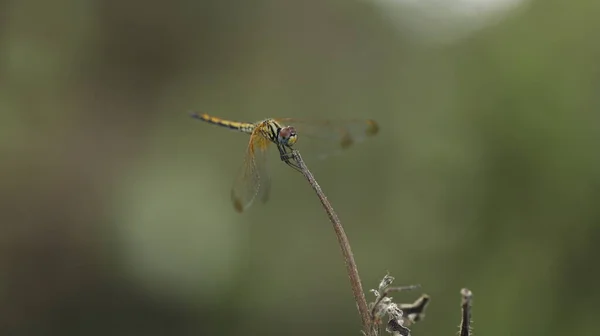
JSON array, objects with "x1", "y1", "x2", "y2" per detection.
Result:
[{"x1": 278, "y1": 126, "x2": 298, "y2": 146}]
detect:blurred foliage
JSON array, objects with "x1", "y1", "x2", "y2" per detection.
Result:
[{"x1": 1, "y1": 0, "x2": 599, "y2": 335}]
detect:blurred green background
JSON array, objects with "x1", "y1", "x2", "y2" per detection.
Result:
[{"x1": 1, "y1": 0, "x2": 599, "y2": 335}]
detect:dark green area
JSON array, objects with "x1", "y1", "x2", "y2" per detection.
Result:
[{"x1": 1, "y1": 0, "x2": 599, "y2": 335}]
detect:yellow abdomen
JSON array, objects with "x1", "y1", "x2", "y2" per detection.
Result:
[{"x1": 191, "y1": 113, "x2": 255, "y2": 133}]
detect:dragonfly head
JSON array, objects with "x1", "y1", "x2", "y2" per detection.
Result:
[{"x1": 277, "y1": 126, "x2": 298, "y2": 147}]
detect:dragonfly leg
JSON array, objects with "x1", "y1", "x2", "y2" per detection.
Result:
[
  {"x1": 278, "y1": 145, "x2": 303, "y2": 173},
  {"x1": 283, "y1": 158, "x2": 303, "y2": 172}
]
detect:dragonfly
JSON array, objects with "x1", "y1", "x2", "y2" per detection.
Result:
[{"x1": 191, "y1": 112, "x2": 379, "y2": 212}]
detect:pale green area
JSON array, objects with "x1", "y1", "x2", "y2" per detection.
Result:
[{"x1": 1, "y1": 0, "x2": 599, "y2": 335}]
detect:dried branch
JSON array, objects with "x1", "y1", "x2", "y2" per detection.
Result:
[
  {"x1": 290, "y1": 150, "x2": 373, "y2": 335},
  {"x1": 399, "y1": 294, "x2": 430, "y2": 326},
  {"x1": 368, "y1": 274, "x2": 428, "y2": 336},
  {"x1": 459, "y1": 288, "x2": 473, "y2": 336},
  {"x1": 371, "y1": 284, "x2": 421, "y2": 325}
]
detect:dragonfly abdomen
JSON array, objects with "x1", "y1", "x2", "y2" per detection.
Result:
[{"x1": 191, "y1": 113, "x2": 255, "y2": 133}]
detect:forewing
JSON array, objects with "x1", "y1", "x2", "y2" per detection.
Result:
[
  {"x1": 230, "y1": 131, "x2": 272, "y2": 212},
  {"x1": 275, "y1": 118, "x2": 379, "y2": 159}
]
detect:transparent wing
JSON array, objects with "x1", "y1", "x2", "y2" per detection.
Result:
[
  {"x1": 275, "y1": 118, "x2": 379, "y2": 159},
  {"x1": 230, "y1": 130, "x2": 272, "y2": 213}
]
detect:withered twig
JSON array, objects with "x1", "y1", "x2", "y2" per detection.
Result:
[
  {"x1": 290, "y1": 150, "x2": 372, "y2": 335},
  {"x1": 459, "y1": 288, "x2": 473, "y2": 336},
  {"x1": 370, "y1": 285, "x2": 421, "y2": 325}
]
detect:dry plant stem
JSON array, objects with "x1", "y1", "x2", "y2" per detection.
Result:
[
  {"x1": 291, "y1": 150, "x2": 372, "y2": 335},
  {"x1": 370, "y1": 285, "x2": 420, "y2": 324},
  {"x1": 460, "y1": 288, "x2": 473, "y2": 336}
]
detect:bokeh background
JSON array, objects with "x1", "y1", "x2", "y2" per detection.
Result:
[{"x1": 1, "y1": 0, "x2": 599, "y2": 335}]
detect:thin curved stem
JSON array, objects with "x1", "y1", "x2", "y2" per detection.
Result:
[{"x1": 290, "y1": 150, "x2": 373, "y2": 335}]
